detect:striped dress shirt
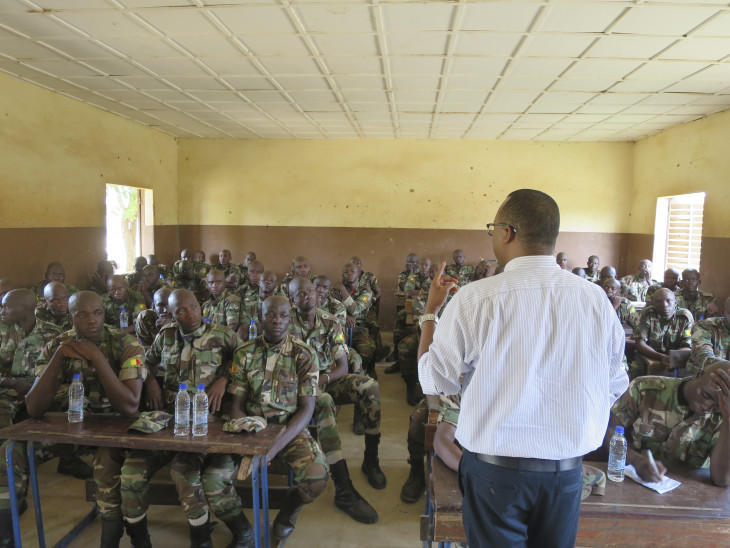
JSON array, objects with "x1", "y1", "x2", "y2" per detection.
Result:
[{"x1": 419, "y1": 255, "x2": 629, "y2": 460}]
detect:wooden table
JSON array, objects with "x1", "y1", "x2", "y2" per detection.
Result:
[
  {"x1": 422, "y1": 459, "x2": 730, "y2": 547},
  {"x1": 1, "y1": 413, "x2": 283, "y2": 548}
]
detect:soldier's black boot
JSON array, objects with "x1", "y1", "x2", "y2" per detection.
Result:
[
  {"x1": 272, "y1": 488, "x2": 306, "y2": 548},
  {"x1": 100, "y1": 516, "x2": 124, "y2": 548},
  {"x1": 400, "y1": 458, "x2": 426, "y2": 503},
  {"x1": 0, "y1": 510, "x2": 14, "y2": 548},
  {"x1": 124, "y1": 515, "x2": 152, "y2": 548},
  {"x1": 188, "y1": 516, "x2": 213, "y2": 548},
  {"x1": 361, "y1": 433, "x2": 387, "y2": 489},
  {"x1": 330, "y1": 460, "x2": 378, "y2": 524},
  {"x1": 404, "y1": 374, "x2": 423, "y2": 407},
  {"x1": 222, "y1": 511, "x2": 256, "y2": 548}
]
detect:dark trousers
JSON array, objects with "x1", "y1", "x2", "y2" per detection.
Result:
[{"x1": 458, "y1": 449, "x2": 582, "y2": 548}]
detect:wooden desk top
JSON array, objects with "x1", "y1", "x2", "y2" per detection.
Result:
[{"x1": 0, "y1": 413, "x2": 283, "y2": 456}]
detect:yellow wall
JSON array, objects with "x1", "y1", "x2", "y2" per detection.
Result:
[
  {"x1": 633, "y1": 108, "x2": 730, "y2": 239},
  {"x1": 0, "y1": 71, "x2": 178, "y2": 229},
  {"x1": 178, "y1": 139, "x2": 634, "y2": 233}
]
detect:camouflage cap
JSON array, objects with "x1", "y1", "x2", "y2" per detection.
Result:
[
  {"x1": 222, "y1": 416, "x2": 267, "y2": 433},
  {"x1": 128, "y1": 411, "x2": 173, "y2": 433},
  {"x1": 581, "y1": 463, "x2": 606, "y2": 500}
]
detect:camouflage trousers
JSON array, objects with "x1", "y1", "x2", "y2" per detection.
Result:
[
  {"x1": 314, "y1": 393, "x2": 343, "y2": 465},
  {"x1": 351, "y1": 325, "x2": 375, "y2": 371},
  {"x1": 0, "y1": 440, "x2": 87, "y2": 510},
  {"x1": 0, "y1": 392, "x2": 21, "y2": 432},
  {"x1": 170, "y1": 452, "x2": 243, "y2": 521},
  {"x1": 407, "y1": 400, "x2": 428, "y2": 464},
  {"x1": 366, "y1": 318, "x2": 383, "y2": 357},
  {"x1": 393, "y1": 308, "x2": 407, "y2": 361},
  {"x1": 93, "y1": 447, "x2": 171, "y2": 518},
  {"x1": 398, "y1": 332, "x2": 419, "y2": 377},
  {"x1": 273, "y1": 429, "x2": 328, "y2": 503},
  {"x1": 347, "y1": 348, "x2": 363, "y2": 374}
]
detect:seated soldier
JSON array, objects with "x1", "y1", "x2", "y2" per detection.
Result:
[
  {"x1": 390, "y1": 254, "x2": 422, "y2": 374},
  {"x1": 168, "y1": 260, "x2": 208, "y2": 303},
  {"x1": 397, "y1": 253, "x2": 420, "y2": 293},
  {"x1": 134, "y1": 286, "x2": 173, "y2": 347},
  {"x1": 598, "y1": 265, "x2": 617, "y2": 284},
  {"x1": 214, "y1": 249, "x2": 242, "y2": 290},
  {"x1": 103, "y1": 275, "x2": 147, "y2": 334},
  {"x1": 689, "y1": 297, "x2": 730, "y2": 374},
  {"x1": 621, "y1": 259, "x2": 660, "y2": 302},
  {"x1": 229, "y1": 296, "x2": 328, "y2": 547},
  {"x1": 584, "y1": 255, "x2": 600, "y2": 283},
  {"x1": 630, "y1": 288, "x2": 693, "y2": 379},
  {"x1": 602, "y1": 278, "x2": 638, "y2": 328},
  {"x1": 288, "y1": 277, "x2": 383, "y2": 523},
  {"x1": 474, "y1": 259, "x2": 493, "y2": 280},
  {"x1": 134, "y1": 264, "x2": 163, "y2": 309},
  {"x1": 89, "y1": 260, "x2": 115, "y2": 295},
  {"x1": 313, "y1": 276, "x2": 362, "y2": 376},
  {"x1": 239, "y1": 270, "x2": 281, "y2": 338},
  {"x1": 192, "y1": 250, "x2": 211, "y2": 281},
  {"x1": 281, "y1": 256, "x2": 315, "y2": 297},
  {"x1": 399, "y1": 400, "x2": 429, "y2": 503},
  {"x1": 0, "y1": 289, "x2": 62, "y2": 429},
  {"x1": 572, "y1": 267, "x2": 586, "y2": 278},
  {"x1": 0, "y1": 282, "x2": 12, "y2": 303},
  {"x1": 146, "y1": 254, "x2": 168, "y2": 278},
  {"x1": 646, "y1": 267, "x2": 682, "y2": 302},
  {"x1": 556, "y1": 251, "x2": 569, "y2": 270},
  {"x1": 0, "y1": 291, "x2": 146, "y2": 547},
  {"x1": 445, "y1": 249, "x2": 475, "y2": 287},
  {"x1": 202, "y1": 269, "x2": 241, "y2": 333},
  {"x1": 180, "y1": 249, "x2": 193, "y2": 262},
  {"x1": 349, "y1": 257, "x2": 390, "y2": 363},
  {"x1": 237, "y1": 260, "x2": 264, "y2": 302},
  {"x1": 143, "y1": 289, "x2": 249, "y2": 547},
  {"x1": 607, "y1": 363, "x2": 730, "y2": 486},
  {"x1": 676, "y1": 268, "x2": 718, "y2": 321},
  {"x1": 35, "y1": 281, "x2": 73, "y2": 332},
  {"x1": 125, "y1": 256, "x2": 148, "y2": 288},
  {"x1": 239, "y1": 251, "x2": 256, "y2": 280},
  {"x1": 29, "y1": 262, "x2": 78, "y2": 302}
]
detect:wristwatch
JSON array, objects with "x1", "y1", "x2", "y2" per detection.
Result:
[{"x1": 418, "y1": 313, "x2": 439, "y2": 327}]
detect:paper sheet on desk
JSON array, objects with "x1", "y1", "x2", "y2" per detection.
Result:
[{"x1": 624, "y1": 464, "x2": 681, "y2": 494}]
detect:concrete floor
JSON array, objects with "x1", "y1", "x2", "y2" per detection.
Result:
[{"x1": 15, "y1": 347, "x2": 425, "y2": 547}]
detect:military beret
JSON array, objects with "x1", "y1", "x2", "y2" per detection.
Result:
[
  {"x1": 222, "y1": 416, "x2": 267, "y2": 433},
  {"x1": 128, "y1": 411, "x2": 173, "y2": 434}
]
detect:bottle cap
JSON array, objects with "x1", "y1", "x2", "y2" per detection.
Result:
[
  {"x1": 72, "y1": 373, "x2": 81, "y2": 380},
  {"x1": 179, "y1": 383, "x2": 187, "y2": 390},
  {"x1": 615, "y1": 426, "x2": 624, "y2": 434},
  {"x1": 250, "y1": 319, "x2": 255, "y2": 324},
  {"x1": 121, "y1": 308, "x2": 126, "y2": 311},
  {"x1": 197, "y1": 384, "x2": 205, "y2": 390}
]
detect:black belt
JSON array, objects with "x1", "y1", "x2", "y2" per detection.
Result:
[{"x1": 472, "y1": 452, "x2": 582, "y2": 472}]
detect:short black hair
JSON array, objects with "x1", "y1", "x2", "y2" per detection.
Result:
[{"x1": 499, "y1": 189, "x2": 560, "y2": 252}]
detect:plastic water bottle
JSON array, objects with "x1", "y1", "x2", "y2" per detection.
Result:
[
  {"x1": 68, "y1": 373, "x2": 84, "y2": 423},
  {"x1": 608, "y1": 425, "x2": 628, "y2": 482},
  {"x1": 192, "y1": 384, "x2": 209, "y2": 437},
  {"x1": 248, "y1": 319, "x2": 257, "y2": 340},
  {"x1": 174, "y1": 383, "x2": 190, "y2": 436},
  {"x1": 119, "y1": 307, "x2": 129, "y2": 329}
]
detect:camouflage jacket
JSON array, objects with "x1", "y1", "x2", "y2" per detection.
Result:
[
  {"x1": 125, "y1": 272, "x2": 142, "y2": 288},
  {"x1": 29, "y1": 281, "x2": 78, "y2": 303},
  {"x1": 614, "y1": 297, "x2": 638, "y2": 328},
  {"x1": 444, "y1": 264, "x2": 475, "y2": 287},
  {"x1": 397, "y1": 269, "x2": 420, "y2": 291},
  {"x1": 612, "y1": 376, "x2": 722, "y2": 469},
  {"x1": 134, "y1": 309, "x2": 165, "y2": 347},
  {"x1": 288, "y1": 308, "x2": 348, "y2": 374},
  {"x1": 280, "y1": 273, "x2": 316, "y2": 297},
  {"x1": 646, "y1": 284, "x2": 680, "y2": 302},
  {"x1": 34, "y1": 306, "x2": 73, "y2": 332},
  {"x1": 35, "y1": 326, "x2": 146, "y2": 414},
  {"x1": 102, "y1": 290, "x2": 147, "y2": 327},
  {"x1": 689, "y1": 317, "x2": 730, "y2": 373},
  {"x1": 320, "y1": 297, "x2": 346, "y2": 327},
  {"x1": 146, "y1": 321, "x2": 237, "y2": 410},
  {"x1": 675, "y1": 290, "x2": 715, "y2": 322},
  {"x1": 193, "y1": 261, "x2": 211, "y2": 281},
  {"x1": 228, "y1": 334, "x2": 319, "y2": 423},
  {"x1": 338, "y1": 285, "x2": 373, "y2": 325},
  {"x1": 358, "y1": 271, "x2": 378, "y2": 295},
  {"x1": 212, "y1": 264, "x2": 242, "y2": 287},
  {"x1": 403, "y1": 271, "x2": 429, "y2": 293},
  {"x1": 202, "y1": 290, "x2": 241, "y2": 328},
  {"x1": 240, "y1": 291, "x2": 265, "y2": 328},
  {"x1": 585, "y1": 270, "x2": 600, "y2": 284},
  {"x1": 0, "y1": 320, "x2": 62, "y2": 382},
  {"x1": 634, "y1": 305, "x2": 693, "y2": 354},
  {"x1": 620, "y1": 274, "x2": 660, "y2": 302}
]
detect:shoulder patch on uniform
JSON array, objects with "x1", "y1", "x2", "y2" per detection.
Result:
[
  {"x1": 634, "y1": 377, "x2": 667, "y2": 392},
  {"x1": 319, "y1": 311, "x2": 339, "y2": 323}
]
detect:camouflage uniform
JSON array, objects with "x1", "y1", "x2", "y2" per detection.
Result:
[
  {"x1": 585, "y1": 270, "x2": 600, "y2": 284},
  {"x1": 612, "y1": 376, "x2": 722, "y2": 468},
  {"x1": 212, "y1": 263, "x2": 242, "y2": 288},
  {"x1": 689, "y1": 317, "x2": 730, "y2": 374},
  {"x1": 229, "y1": 334, "x2": 328, "y2": 502},
  {"x1": 281, "y1": 273, "x2": 316, "y2": 297},
  {"x1": 675, "y1": 290, "x2": 716, "y2": 322},
  {"x1": 239, "y1": 291, "x2": 265, "y2": 329},
  {"x1": 0, "y1": 319, "x2": 62, "y2": 428},
  {"x1": 338, "y1": 286, "x2": 376, "y2": 371},
  {"x1": 146, "y1": 321, "x2": 242, "y2": 520},
  {"x1": 397, "y1": 269, "x2": 420, "y2": 292},
  {"x1": 125, "y1": 272, "x2": 142, "y2": 288},
  {"x1": 289, "y1": 309, "x2": 381, "y2": 464},
  {"x1": 646, "y1": 284, "x2": 680, "y2": 303},
  {"x1": 102, "y1": 289, "x2": 147, "y2": 328},
  {"x1": 202, "y1": 290, "x2": 241, "y2": 329},
  {"x1": 0, "y1": 326, "x2": 145, "y2": 512},
  {"x1": 134, "y1": 309, "x2": 161, "y2": 347},
  {"x1": 393, "y1": 270, "x2": 424, "y2": 361},
  {"x1": 620, "y1": 274, "x2": 660, "y2": 302},
  {"x1": 320, "y1": 297, "x2": 346, "y2": 327},
  {"x1": 29, "y1": 281, "x2": 78, "y2": 303},
  {"x1": 34, "y1": 306, "x2": 73, "y2": 332},
  {"x1": 629, "y1": 305, "x2": 694, "y2": 379},
  {"x1": 614, "y1": 297, "x2": 638, "y2": 328},
  {"x1": 444, "y1": 264, "x2": 475, "y2": 287},
  {"x1": 193, "y1": 261, "x2": 211, "y2": 281}
]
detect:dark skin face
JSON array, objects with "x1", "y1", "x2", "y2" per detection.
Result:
[
  {"x1": 638, "y1": 260, "x2": 652, "y2": 279},
  {"x1": 180, "y1": 250, "x2": 193, "y2": 261},
  {"x1": 107, "y1": 276, "x2": 129, "y2": 303},
  {"x1": 684, "y1": 374, "x2": 722, "y2": 416},
  {"x1": 342, "y1": 264, "x2": 359, "y2": 286},
  {"x1": 406, "y1": 254, "x2": 418, "y2": 273},
  {"x1": 170, "y1": 291, "x2": 202, "y2": 334},
  {"x1": 599, "y1": 266, "x2": 616, "y2": 281},
  {"x1": 262, "y1": 297, "x2": 291, "y2": 345},
  {"x1": 664, "y1": 269, "x2": 680, "y2": 288},
  {"x1": 244, "y1": 252, "x2": 256, "y2": 266},
  {"x1": 556, "y1": 253, "x2": 567, "y2": 269},
  {"x1": 247, "y1": 263, "x2": 264, "y2": 286},
  {"x1": 586, "y1": 256, "x2": 599, "y2": 273},
  {"x1": 141, "y1": 265, "x2": 159, "y2": 286},
  {"x1": 219, "y1": 250, "x2": 232, "y2": 267},
  {"x1": 70, "y1": 294, "x2": 105, "y2": 342},
  {"x1": 291, "y1": 279, "x2": 316, "y2": 314},
  {"x1": 45, "y1": 264, "x2": 65, "y2": 283},
  {"x1": 603, "y1": 280, "x2": 621, "y2": 299},
  {"x1": 294, "y1": 259, "x2": 311, "y2": 278},
  {"x1": 314, "y1": 278, "x2": 331, "y2": 305},
  {"x1": 682, "y1": 270, "x2": 700, "y2": 294},
  {"x1": 206, "y1": 270, "x2": 226, "y2": 297},
  {"x1": 44, "y1": 283, "x2": 70, "y2": 317},
  {"x1": 453, "y1": 250, "x2": 465, "y2": 267},
  {"x1": 259, "y1": 272, "x2": 278, "y2": 296},
  {"x1": 180, "y1": 261, "x2": 194, "y2": 280},
  {"x1": 153, "y1": 290, "x2": 171, "y2": 318},
  {"x1": 652, "y1": 288, "x2": 677, "y2": 319},
  {"x1": 1, "y1": 292, "x2": 34, "y2": 326},
  {"x1": 134, "y1": 257, "x2": 147, "y2": 272},
  {"x1": 419, "y1": 258, "x2": 432, "y2": 275},
  {"x1": 194, "y1": 251, "x2": 205, "y2": 263}
]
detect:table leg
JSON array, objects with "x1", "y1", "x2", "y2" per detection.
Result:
[
  {"x1": 26, "y1": 442, "x2": 46, "y2": 548},
  {"x1": 251, "y1": 455, "x2": 261, "y2": 548},
  {"x1": 262, "y1": 457, "x2": 270, "y2": 548},
  {"x1": 6, "y1": 441, "x2": 22, "y2": 548}
]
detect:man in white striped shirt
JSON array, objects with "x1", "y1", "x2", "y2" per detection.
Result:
[{"x1": 418, "y1": 189, "x2": 629, "y2": 548}]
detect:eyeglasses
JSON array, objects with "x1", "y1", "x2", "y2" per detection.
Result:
[{"x1": 486, "y1": 223, "x2": 518, "y2": 236}]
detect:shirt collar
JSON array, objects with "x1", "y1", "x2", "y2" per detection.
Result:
[
  {"x1": 179, "y1": 322, "x2": 207, "y2": 343},
  {"x1": 503, "y1": 255, "x2": 561, "y2": 271}
]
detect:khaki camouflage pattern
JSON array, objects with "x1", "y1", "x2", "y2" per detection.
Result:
[
  {"x1": 325, "y1": 372, "x2": 380, "y2": 437},
  {"x1": 337, "y1": 285, "x2": 373, "y2": 325},
  {"x1": 281, "y1": 273, "x2": 316, "y2": 297},
  {"x1": 125, "y1": 272, "x2": 143, "y2": 288},
  {"x1": 615, "y1": 297, "x2": 638, "y2": 328},
  {"x1": 146, "y1": 321, "x2": 237, "y2": 410},
  {"x1": 228, "y1": 334, "x2": 319, "y2": 422},
  {"x1": 403, "y1": 271, "x2": 429, "y2": 293},
  {"x1": 288, "y1": 309, "x2": 348, "y2": 374},
  {"x1": 29, "y1": 281, "x2": 78, "y2": 303},
  {"x1": 128, "y1": 411, "x2": 173, "y2": 433},
  {"x1": 269, "y1": 428, "x2": 328, "y2": 503},
  {"x1": 612, "y1": 376, "x2": 722, "y2": 469},
  {"x1": 585, "y1": 270, "x2": 600, "y2": 284},
  {"x1": 320, "y1": 298, "x2": 346, "y2": 327},
  {"x1": 581, "y1": 464, "x2": 606, "y2": 500},
  {"x1": 358, "y1": 271, "x2": 378, "y2": 294},
  {"x1": 620, "y1": 274, "x2": 660, "y2": 302},
  {"x1": 646, "y1": 284, "x2": 681, "y2": 303},
  {"x1": 347, "y1": 347, "x2": 363, "y2": 374},
  {"x1": 397, "y1": 269, "x2": 420, "y2": 291},
  {"x1": 34, "y1": 305, "x2": 73, "y2": 332},
  {"x1": 212, "y1": 263, "x2": 242, "y2": 288},
  {"x1": 102, "y1": 289, "x2": 147, "y2": 327},
  {"x1": 193, "y1": 261, "x2": 211, "y2": 281},
  {"x1": 223, "y1": 415, "x2": 266, "y2": 433},
  {"x1": 675, "y1": 290, "x2": 716, "y2": 322},
  {"x1": 630, "y1": 306, "x2": 693, "y2": 378},
  {"x1": 444, "y1": 264, "x2": 475, "y2": 287},
  {"x1": 689, "y1": 317, "x2": 730, "y2": 373},
  {"x1": 35, "y1": 326, "x2": 146, "y2": 414},
  {"x1": 314, "y1": 392, "x2": 343, "y2": 464},
  {"x1": 239, "y1": 289, "x2": 264, "y2": 327},
  {"x1": 134, "y1": 309, "x2": 161, "y2": 347},
  {"x1": 406, "y1": 400, "x2": 429, "y2": 464},
  {"x1": 398, "y1": 332, "x2": 420, "y2": 378},
  {"x1": 202, "y1": 290, "x2": 241, "y2": 328}
]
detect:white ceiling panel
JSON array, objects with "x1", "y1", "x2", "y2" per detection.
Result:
[
  {"x1": 387, "y1": 33, "x2": 449, "y2": 56},
  {"x1": 660, "y1": 37, "x2": 730, "y2": 62},
  {"x1": 294, "y1": 4, "x2": 374, "y2": 33},
  {"x1": 211, "y1": 6, "x2": 296, "y2": 34},
  {"x1": 538, "y1": 3, "x2": 626, "y2": 33},
  {"x1": 313, "y1": 34, "x2": 379, "y2": 57},
  {"x1": 586, "y1": 35, "x2": 677, "y2": 60},
  {"x1": 610, "y1": 5, "x2": 721, "y2": 36},
  {"x1": 452, "y1": 33, "x2": 523, "y2": 57},
  {"x1": 137, "y1": 9, "x2": 219, "y2": 36},
  {"x1": 520, "y1": 34, "x2": 596, "y2": 58},
  {"x1": 461, "y1": 2, "x2": 541, "y2": 32},
  {"x1": 381, "y1": 3, "x2": 456, "y2": 32},
  {"x1": 566, "y1": 59, "x2": 644, "y2": 80},
  {"x1": 509, "y1": 58, "x2": 574, "y2": 78},
  {"x1": 172, "y1": 35, "x2": 244, "y2": 58},
  {"x1": 240, "y1": 34, "x2": 311, "y2": 57},
  {"x1": 55, "y1": 11, "x2": 149, "y2": 38}
]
